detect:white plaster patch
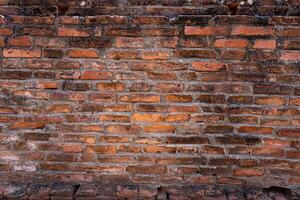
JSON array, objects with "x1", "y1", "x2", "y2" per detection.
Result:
[
  {"x1": 27, "y1": 141, "x2": 37, "y2": 150},
  {"x1": 0, "y1": 152, "x2": 19, "y2": 161},
  {"x1": 13, "y1": 163, "x2": 37, "y2": 172},
  {"x1": 80, "y1": 1, "x2": 86, "y2": 6}
]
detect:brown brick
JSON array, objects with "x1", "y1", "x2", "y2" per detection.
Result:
[
  {"x1": 67, "y1": 49, "x2": 98, "y2": 58},
  {"x1": 126, "y1": 165, "x2": 167, "y2": 174}
]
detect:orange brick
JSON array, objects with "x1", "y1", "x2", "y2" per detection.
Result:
[
  {"x1": 143, "y1": 124, "x2": 175, "y2": 133},
  {"x1": 253, "y1": 39, "x2": 276, "y2": 49},
  {"x1": 165, "y1": 114, "x2": 190, "y2": 122},
  {"x1": 96, "y1": 82, "x2": 125, "y2": 92},
  {"x1": 231, "y1": 26, "x2": 274, "y2": 36},
  {"x1": 62, "y1": 144, "x2": 83, "y2": 153},
  {"x1": 165, "y1": 95, "x2": 192, "y2": 103},
  {"x1": 120, "y1": 94, "x2": 160, "y2": 103},
  {"x1": 0, "y1": 27, "x2": 12, "y2": 35},
  {"x1": 255, "y1": 97, "x2": 286, "y2": 106},
  {"x1": 132, "y1": 113, "x2": 163, "y2": 123},
  {"x1": 9, "y1": 122, "x2": 45, "y2": 130},
  {"x1": 184, "y1": 26, "x2": 229, "y2": 36},
  {"x1": 85, "y1": 145, "x2": 117, "y2": 154},
  {"x1": 3, "y1": 48, "x2": 41, "y2": 58}
]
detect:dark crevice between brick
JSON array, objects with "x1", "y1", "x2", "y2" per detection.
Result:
[
  {"x1": 263, "y1": 186, "x2": 293, "y2": 200},
  {"x1": 73, "y1": 184, "x2": 80, "y2": 200}
]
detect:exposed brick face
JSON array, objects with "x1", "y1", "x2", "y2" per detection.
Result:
[{"x1": 0, "y1": 0, "x2": 299, "y2": 199}]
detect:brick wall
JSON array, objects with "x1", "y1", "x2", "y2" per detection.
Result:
[{"x1": 0, "y1": 0, "x2": 300, "y2": 199}]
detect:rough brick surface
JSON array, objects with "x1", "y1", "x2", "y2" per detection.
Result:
[{"x1": 0, "y1": 0, "x2": 300, "y2": 199}]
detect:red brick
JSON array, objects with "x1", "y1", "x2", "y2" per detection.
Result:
[
  {"x1": 58, "y1": 27, "x2": 92, "y2": 37},
  {"x1": 278, "y1": 129, "x2": 300, "y2": 138},
  {"x1": 141, "y1": 50, "x2": 170, "y2": 60},
  {"x1": 238, "y1": 126, "x2": 273, "y2": 135},
  {"x1": 81, "y1": 70, "x2": 112, "y2": 80},
  {"x1": 233, "y1": 168, "x2": 264, "y2": 176},
  {"x1": 184, "y1": 26, "x2": 229, "y2": 35},
  {"x1": 7, "y1": 36, "x2": 31, "y2": 47}
]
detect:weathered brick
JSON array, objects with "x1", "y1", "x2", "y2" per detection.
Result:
[
  {"x1": 192, "y1": 61, "x2": 226, "y2": 72},
  {"x1": 280, "y1": 51, "x2": 300, "y2": 61},
  {"x1": 0, "y1": 3, "x2": 298, "y2": 195},
  {"x1": 81, "y1": 71, "x2": 112, "y2": 80},
  {"x1": 58, "y1": 27, "x2": 92, "y2": 37},
  {"x1": 214, "y1": 39, "x2": 248, "y2": 48},
  {"x1": 115, "y1": 37, "x2": 145, "y2": 48}
]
